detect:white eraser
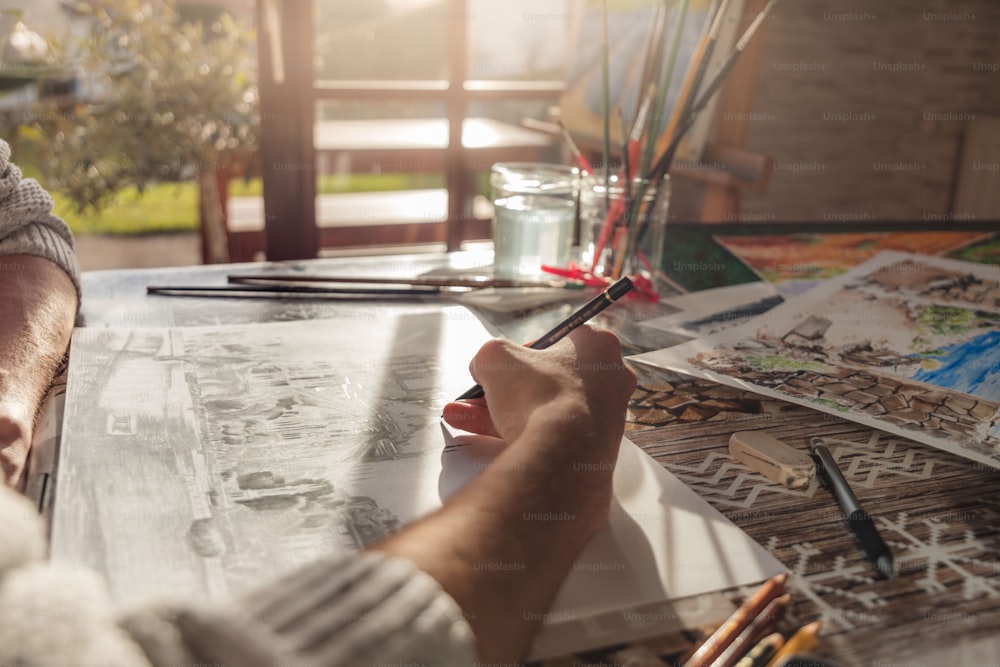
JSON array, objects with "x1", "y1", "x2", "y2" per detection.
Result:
[{"x1": 729, "y1": 431, "x2": 816, "y2": 490}]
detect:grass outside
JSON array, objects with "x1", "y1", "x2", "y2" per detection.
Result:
[{"x1": 52, "y1": 172, "x2": 447, "y2": 236}]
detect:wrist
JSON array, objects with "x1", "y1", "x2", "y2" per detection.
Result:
[
  {"x1": 517, "y1": 396, "x2": 618, "y2": 460},
  {"x1": 495, "y1": 423, "x2": 616, "y2": 536}
]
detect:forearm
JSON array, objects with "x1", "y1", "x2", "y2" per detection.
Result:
[
  {"x1": 0, "y1": 254, "x2": 78, "y2": 488},
  {"x1": 372, "y1": 408, "x2": 613, "y2": 664}
]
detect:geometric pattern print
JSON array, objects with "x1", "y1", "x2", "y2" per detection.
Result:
[
  {"x1": 656, "y1": 431, "x2": 1000, "y2": 636},
  {"x1": 588, "y1": 363, "x2": 1000, "y2": 664},
  {"x1": 661, "y1": 431, "x2": 939, "y2": 510}
]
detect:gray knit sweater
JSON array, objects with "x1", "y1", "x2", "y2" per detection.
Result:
[
  {"x1": 0, "y1": 138, "x2": 478, "y2": 666},
  {"x1": 0, "y1": 138, "x2": 81, "y2": 298},
  {"x1": 0, "y1": 483, "x2": 477, "y2": 666}
]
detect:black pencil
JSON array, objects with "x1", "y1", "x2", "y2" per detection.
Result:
[{"x1": 454, "y1": 277, "x2": 634, "y2": 400}]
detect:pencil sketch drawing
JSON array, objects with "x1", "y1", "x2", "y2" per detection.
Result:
[{"x1": 52, "y1": 308, "x2": 493, "y2": 604}]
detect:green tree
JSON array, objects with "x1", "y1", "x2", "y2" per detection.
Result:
[{"x1": 22, "y1": 0, "x2": 258, "y2": 263}]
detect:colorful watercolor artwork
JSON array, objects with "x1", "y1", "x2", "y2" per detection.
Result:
[
  {"x1": 630, "y1": 252, "x2": 1000, "y2": 467},
  {"x1": 713, "y1": 231, "x2": 997, "y2": 284}
]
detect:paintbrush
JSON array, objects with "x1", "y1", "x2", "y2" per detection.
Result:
[
  {"x1": 647, "y1": 0, "x2": 781, "y2": 185},
  {"x1": 556, "y1": 119, "x2": 593, "y2": 175},
  {"x1": 226, "y1": 274, "x2": 585, "y2": 290},
  {"x1": 658, "y1": 0, "x2": 728, "y2": 155},
  {"x1": 633, "y1": 0, "x2": 779, "y2": 263},
  {"x1": 642, "y1": 0, "x2": 691, "y2": 177},
  {"x1": 600, "y1": 0, "x2": 612, "y2": 214},
  {"x1": 589, "y1": 85, "x2": 655, "y2": 275}
]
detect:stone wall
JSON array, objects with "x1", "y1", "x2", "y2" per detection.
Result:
[{"x1": 737, "y1": 0, "x2": 1000, "y2": 223}]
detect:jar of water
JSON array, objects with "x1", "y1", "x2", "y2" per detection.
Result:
[{"x1": 490, "y1": 163, "x2": 580, "y2": 279}]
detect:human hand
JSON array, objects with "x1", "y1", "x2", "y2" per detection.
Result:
[
  {"x1": 380, "y1": 328, "x2": 635, "y2": 663},
  {"x1": 0, "y1": 413, "x2": 31, "y2": 490},
  {"x1": 442, "y1": 325, "x2": 635, "y2": 465}
]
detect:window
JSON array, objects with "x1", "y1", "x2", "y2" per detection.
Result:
[{"x1": 248, "y1": 0, "x2": 573, "y2": 261}]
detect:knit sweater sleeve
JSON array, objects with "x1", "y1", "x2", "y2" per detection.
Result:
[
  {"x1": 1, "y1": 472, "x2": 477, "y2": 667},
  {"x1": 121, "y1": 551, "x2": 480, "y2": 667},
  {"x1": 0, "y1": 138, "x2": 81, "y2": 299}
]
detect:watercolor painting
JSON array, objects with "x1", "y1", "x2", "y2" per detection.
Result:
[
  {"x1": 713, "y1": 231, "x2": 997, "y2": 284},
  {"x1": 642, "y1": 280, "x2": 784, "y2": 337},
  {"x1": 631, "y1": 252, "x2": 1000, "y2": 467}
]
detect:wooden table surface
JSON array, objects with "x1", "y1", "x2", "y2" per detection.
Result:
[{"x1": 71, "y1": 252, "x2": 1000, "y2": 667}]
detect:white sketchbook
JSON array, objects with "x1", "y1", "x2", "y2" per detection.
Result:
[{"x1": 51, "y1": 306, "x2": 784, "y2": 659}]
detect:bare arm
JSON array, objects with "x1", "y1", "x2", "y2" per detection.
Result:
[
  {"x1": 373, "y1": 326, "x2": 636, "y2": 664},
  {"x1": 0, "y1": 254, "x2": 77, "y2": 489}
]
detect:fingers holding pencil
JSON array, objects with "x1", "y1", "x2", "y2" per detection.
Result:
[{"x1": 442, "y1": 324, "x2": 634, "y2": 466}]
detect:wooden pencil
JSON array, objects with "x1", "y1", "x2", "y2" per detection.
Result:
[
  {"x1": 683, "y1": 573, "x2": 789, "y2": 667},
  {"x1": 709, "y1": 594, "x2": 790, "y2": 667},
  {"x1": 763, "y1": 620, "x2": 822, "y2": 667}
]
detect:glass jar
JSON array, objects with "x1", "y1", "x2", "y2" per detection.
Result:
[
  {"x1": 578, "y1": 174, "x2": 670, "y2": 278},
  {"x1": 490, "y1": 162, "x2": 580, "y2": 279}
]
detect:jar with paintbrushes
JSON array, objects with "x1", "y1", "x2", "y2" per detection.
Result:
[{"x1": 578, "y1": 173, "x2": 670, "y2": 281}]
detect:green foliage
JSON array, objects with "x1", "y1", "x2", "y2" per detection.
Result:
[
  {"x1": 20, "y1": 0, "x2": 258, "y2": 213},
  {"x1": 949, "y1": 237, "x2": 1000, "y2": 267},
  {"x1": 812, "y1": 397, "x2": 849, "y2": 412},
  {"x1": 54, "y1": 181, "x2": 199, "y2": 234},
  {"x1": 918, "y1": 305, "x2": 973, "y2": 337},
  {"x1": 745, "y1": 355, "x2": 832, "y2": 374},
  {"x1": 53, "y1": 173, "x2": 448, "y2": 236}
]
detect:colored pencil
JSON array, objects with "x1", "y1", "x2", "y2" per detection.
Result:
[
  {"x1": 683, "y1": 573, "x2": 789, "y2": 667},
  {"x1": 764, "y1": 620, "x2": 822, "y2": 667},
  {"x1": 709, "y1": 594, "x2": 790, "y2": 667},
  {"x1": 735, "y1": 632, "x2": 785, "y2": 667}
]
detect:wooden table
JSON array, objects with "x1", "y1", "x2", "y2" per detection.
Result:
[{"x1": 69, "y1": 252, "x2": 1000, "y2": 667}]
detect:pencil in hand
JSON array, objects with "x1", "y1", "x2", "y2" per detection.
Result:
[{"x1": 453, "y1": 277, "x2": 634, "y2": 400}]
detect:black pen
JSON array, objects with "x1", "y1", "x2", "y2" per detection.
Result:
[
  {"x1": 454, "y1": 277, "x2": 634, "y2": 400},
  {"x1": 810, "y1": 437, "x2": 895, "y2": 579}
]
